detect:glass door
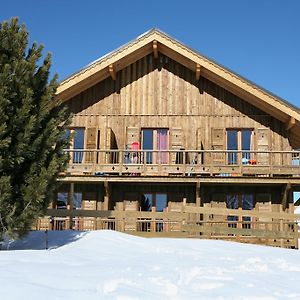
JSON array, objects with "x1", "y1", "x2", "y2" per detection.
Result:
[
  {"x1": 142, "y1": 129, "x2": 154, "y2": 164},
  {"x1": 227, "y1": 129, "x2": 252, "y2": 165},
  {"x1": 157, "y1": 129, "x2": 168, "y2": 164},
  {"x1": 73, "y1": 128, "x2": 85, "y2": 163},
  {"x1": 142, "y1": 129, "x2": 168, "y2": 164}
]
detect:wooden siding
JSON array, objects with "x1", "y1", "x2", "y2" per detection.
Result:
[{"x1": 67, "y1": 53, "x2": 291, "y2": 154}]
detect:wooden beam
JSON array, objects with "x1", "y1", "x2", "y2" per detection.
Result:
[
  {"x1": 196, "y1": 182, "x2": 201, "y2": 207},
  {"x1": 153, "y1": 40, "x2": 158, "y2": 58},
  {"x1": 282, "y1": 183, "x2": 292, "y2": 210},
  {"x1": 59, "y1": 175, "x2": 300, "y2": 185},
  {"x1": 68, "y1": 182, "x2": 74, "y2": 229},
  {"x1": 196, "y1": 64, "x2": 201, "y2": 80},
  {"x1": 108, "y1": 64, "x2": 116, "y2": 80},
  {"x1": 103, "y1": 181, "x2": 110, "y2": 210},
  {"x1": 286, "y1": 117, "x2": 296, "y2": 130}
]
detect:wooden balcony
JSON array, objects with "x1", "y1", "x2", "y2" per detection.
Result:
[
  {"x1": 34, "y1": 206, "x2": 299, "y2": 249},
  {"x1": 63, "y1": 149, "x2": 300, "y2": 178}
]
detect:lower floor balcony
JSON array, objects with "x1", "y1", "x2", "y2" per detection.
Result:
[
  {"x1": 34, "y1": 182, "x2": 300, "y2": 249},
  {"x1": 63, "y1": 149, "x2": 300, "y2": 178},
  {"x1": 35, "y1": 205, "x2": 299, "y2": 249}
]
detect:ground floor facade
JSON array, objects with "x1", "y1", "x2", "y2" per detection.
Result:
[{"x1": 34, "y1": 176, "x2": 299, "y2": 249}]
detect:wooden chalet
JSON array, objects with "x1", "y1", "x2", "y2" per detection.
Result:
[{"x1": 35, "y1": 29, "x2": 300, "y2": 248}]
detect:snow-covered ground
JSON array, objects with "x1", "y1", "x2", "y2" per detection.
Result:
[{"x1": 1, "y1": 230, "x2": 300, "y2": 300}]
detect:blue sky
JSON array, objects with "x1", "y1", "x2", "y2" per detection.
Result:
[
  {"x1": 1, "y1": 0, "x2": 300, "y2": 108},
  {"x1": 2, "y1": 1, "x2": 300, "y2": 201}
]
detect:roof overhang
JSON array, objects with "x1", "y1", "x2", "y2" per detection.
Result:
[{"x1": 56, "y1": 29, "x2": 300, "y2": 147}]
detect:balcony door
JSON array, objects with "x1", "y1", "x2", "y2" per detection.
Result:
[
  {"x1": 227, "y1": 129, "x2": 252, "y2": 165},
  {"x1": 142, "y1": 129, "x2": 168, "y2": 164}
]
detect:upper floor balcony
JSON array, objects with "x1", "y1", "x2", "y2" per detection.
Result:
[{"x1": 62, "y1": 149, "x2": 300, "y2": 178}]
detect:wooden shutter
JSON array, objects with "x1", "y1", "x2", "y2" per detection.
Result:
[
  {"x1": 211, "y1": 128, "x2": 225, "y2": 164},
  {"x1": 85, "y1": 127, "x2": 97, "y2": 163},
  {"x1": 106, "y1": 128, "x2": 113, "y2": 149},
  {"x1": 171, "y1": 128, "x2": 184, "y2": 164},
  {"x1": 256, "y1": 128, "x2": 269, "y2": 165},
  {"x1": 126, "y1": 127, "x2": 140, "y2": 149},
  {"x1": 105, "y1": 128, "x2": 113, "y2": 163}
]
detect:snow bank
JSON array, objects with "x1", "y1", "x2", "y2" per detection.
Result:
[{"x1": 1, "y1": 230, "x2": 300, "y2": 299}]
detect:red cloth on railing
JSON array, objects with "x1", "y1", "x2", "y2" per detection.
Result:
[{"x1": 131, "y1": 142, "x2": 140, "y2": 150}]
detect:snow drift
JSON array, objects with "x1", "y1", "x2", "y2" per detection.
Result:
[{"x1": 1, "y1": 230, "x2": 300, "y2": 299}]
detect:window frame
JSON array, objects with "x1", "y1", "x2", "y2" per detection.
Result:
[{"x1": 226, "y1": 128, "x2": 254, "y2": 165}]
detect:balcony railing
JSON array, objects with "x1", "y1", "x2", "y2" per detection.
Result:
[
  {"x1": 34, "y1": 206, "x2": 299, "y2": 249},
  {"x1": 63, "y1": 149, "x2": 300, "y2": 177}
]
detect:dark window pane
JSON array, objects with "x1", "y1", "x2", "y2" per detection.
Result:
[
  {"x1": 73, "y1": 192, "x2": 82, "y2": 209},
  {"x1": 226, "y1": 194, "x2": 238, "y2": 209},
  {"x1": 73, "y1": 128, "x2": 85, "y2": 163},
  {"x1": 156, "y1": 194, "x2": 167, "y2": 212},
  {"x1": 141, "y1": 194, "x2": 152, "y2": 211},
  {"x1": 242, "y1": 194, "x2": 254, "y2": 210},
  {"x1": 74, "y1": 128, "x2": 85, "y2": 149},
  {"x1": 57, "y1": 192, "x2": 68, "y2": 208},
  {"x1": 142, "y1": 129, "x2": 153, "y2": 163},
  {"x1": 226, "y1": 194, "x2": 238, "y2": 226},
  {"x1": 241, "y1": 130, "x2": 252, "y2": 160},
  {"x1": 242, "y1": 194, "x2": 254, "y2": 227},
  {"x1": 227, "y1": 130, "x2": 238, "y2": 164}
]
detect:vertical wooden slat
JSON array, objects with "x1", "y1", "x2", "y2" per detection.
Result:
[
  {"x1": 211, "y1": 128, "x2": 225, "y2": 164},
  {"x1": 256, "y1": 128, "x2": 270, "y2": 165},
  {"x1": 85, "y1": 127, "x2": 97, "y2": 163},
  {"x1": 126, "y1": 127, "x2": 140, "y2": 149},
  {"x1": 171, "y1": 128, "x2": 184, "y2": 164}
]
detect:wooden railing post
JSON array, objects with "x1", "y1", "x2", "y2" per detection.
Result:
[
  {"x1": 119, "y1": 150, "x2": 123, "y2": 175},
  {"x1": 269, "y1": 150, "x2": 272, "y2": 176},
  {"x1": 143, "y1": 150, "x2": 147, "y2": 175},
  {"x1": 93, "y1": 150, "x2": 96, "y2": 173},
  {"x1": 182, "y1": 198, "x2": 187, "y2": 233},
  {"x1": 294, "y1": 222, "x2": 299, "y2": 249}
]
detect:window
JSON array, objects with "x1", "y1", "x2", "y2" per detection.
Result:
[
  {"x1": 140, "y1": 193, "x2": 167, "y2": 212},
  {"x1": 56, "y1": 192, "x2": 82, "y2": 209},
  {"x1": 227, "y1": 129, "x2": 252, "y2": 164},
  {"x1": 73, "y1": 128, "x2": 85, "y2": 163},
  {"x1": 64, "y1": 128, "x2": 85, "y2": 163},
  {"x1": 57, "y1": 192, "x2": 68, "y2": 209},
  {"x1": 226, "y1": 194, "x2": 254, "y2": 228},
  {"x1": 73, "y1": 192, "x2": 82, "y2": 209},
  {"x1": 142, "y1": 129, "x2": 168, "y2": 164},
  {"x1": 140, "y1": 193, "x2": 167, "y2": 232}
]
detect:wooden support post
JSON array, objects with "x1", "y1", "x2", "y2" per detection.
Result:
[
  {"x1": 68, "y1": 183, "x2": 74, "y2": 229},
  {"x1": 196, "y1": 182, "x2": 201, "y2": 207},
  {"x1": 279, "y1": 206, "x2": 284, "y2": 248},
  {"x1": 143, "y1": 150, "x2": 147, "y2": 176},
  {"x1": 282, "y1": 183, "x2": 292, "y2": 211},
  {"x1": 196, "y1": 182, "x2": 201, "y2": 224},
  {"x1": 294, "y1": 222, "x2": 299, "y2": 249},
  {"x1": 153, "y1": 40, "x2": 158, "y2": 58},
  {"x1": 103, "y1": 182, "x2": 110, "y2": 211},
  {"x1": 109, "y1": 64, "x2": 116, "y2": 80},
  {"x1": 196, "y1": 64, "x2": 201, "y2": 80},
  {"x1": 119, "y1": 150, "x2": 123, "y2": 175},
  {"x1": 285, "y1": 116, "x2": 296, "y2": 131},
  {"x1": 182, "y1": 198, "x2": 187, "y2": 235}
]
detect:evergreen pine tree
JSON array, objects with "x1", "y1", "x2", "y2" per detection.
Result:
[{"x1": 0, "y1": 18, "x2": 70, "y2": 239}]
